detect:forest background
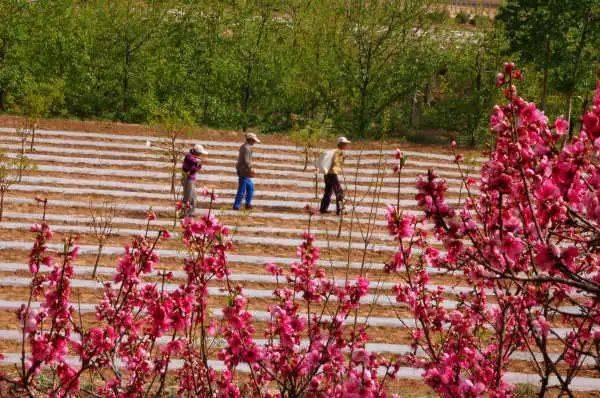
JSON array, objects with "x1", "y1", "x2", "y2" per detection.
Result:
[{"x1": 0, "y1": 0, "x2": 598, "y2": 146}]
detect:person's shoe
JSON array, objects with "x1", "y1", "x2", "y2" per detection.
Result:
[
  {"x1": 320, "y1": 210, "x2": 330, "y2": 214},
  {"x1": 232, "y1": 206, "x2": 240, "y2": 211},
  {"x1": 245, "y1": 204, "x2": 253, "y2": 210}
]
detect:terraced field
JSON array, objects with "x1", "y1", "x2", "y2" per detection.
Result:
[{"x1": 0, "y1": 127, "x2": 598, "y2": 395}]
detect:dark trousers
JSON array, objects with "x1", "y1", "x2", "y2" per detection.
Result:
[
  {"x1": 320, "y1": 174, "x2": 344, "y2": 214},
  {"x1": 181, "y1": 177, "x2": 197, "y2": 218}
]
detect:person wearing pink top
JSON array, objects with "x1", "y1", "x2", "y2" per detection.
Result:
[{"x1": 181, "y1": 144, "x2": 208, "y2": 218}]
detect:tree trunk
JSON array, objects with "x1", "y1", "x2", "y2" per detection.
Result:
[
  {"x1": 540, "y1": 40, "x2": 550, "y2": 111},
  {"x1": 0, "y1": 190, "x2": 5, "y2": 222},
  {"x1": 410, "y1": 90, "x2": 421, "y2": 129},
  {"x1": 121, "y1": 43, "x2": 132, "y2": 116},
  {"x1": 303, "y1": 149, "x2": 309, "y2": 171},
  {"x1": 541, "y1": 67, "x2": 549, "y2": 111},
  {"x1": 0, "y1": 88, "x2": 6, "y2": 112},
  {"x1": 0, "y1": 40, "x2": 7, "y2": 111},
  {"x1": 30, "y1": 125, "x2": 36, "y2": 151},
  {"x1": 567, "y1": 93, "x2": 574, "y2": 140},
  {"x1": 92, "y1": 243, "x2": 103, "y2": 278},
  {"x1": 18, "y1": 135, "x2": 26, "y2": 182},
  {"x1": 241, "y1": 78, "x2": 251, "y2": 132},
  {"x1": 171, "y1": 137, "x2": 177, "y2": 195},
  {"x1": 171, "y1": 160, "x2": 177, "y2": 195},
  {"x1": 358, "y1": 82, "x2": 369, "y2": 137},
  {"x1": 538, "y1": 375, "x2": 548, "y2": 398}
]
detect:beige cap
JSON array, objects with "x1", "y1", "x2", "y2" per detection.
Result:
[
  {"x1": 246, "y1": 132, "x2": 261, "y2": 143},
  {"x1": 338, "y1": 136, "x2": 351, "y2": 145},
  {"x1": 191, "y1": 144, "x2": 208, "y2": 155}
]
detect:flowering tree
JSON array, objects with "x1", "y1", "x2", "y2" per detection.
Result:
[
  {"x1": 220, "y1": 215, "x2": 399, "y2": 397},
  {"x1": 386, "y1": 64, "x2": 600, "y2": 397},
  {"x1": 0, "y1": 209, "x2": 234, "y2": 396},
  {"x1": 0, "y1": 205, "x2": 396, "y2": 396}
]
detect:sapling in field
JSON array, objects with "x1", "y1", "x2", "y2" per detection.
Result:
[
  {"x1": 149, "y1": 102, "x2": 195, "y2": 195},
  {"x1": 0, "y1": 151, "x2": 19, "y2": 222},
  {"x1": 87, "y1": 200, "x2": 116, "y2": 278},
  {"x1": 20, "y1": 81, "x2": 64, "y2": 151},
  {"x1": 291, "y1": 119, "x2": 333, "y2": 199},
  {"x1": 290, "y1": 119, "x2": 333, "y2": 171},
  {"x1": 34, "y1": 196, "x2": 48, "y2": 222},
  {"x1": 14, "y1": 127, "x2": 34, "y2": 182}
]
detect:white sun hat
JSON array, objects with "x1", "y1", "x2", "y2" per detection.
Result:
[
  {"x1": 191, "y1": 144, "x2": 208, "y2": 155},
  {"x1": 245, "y1": 132, "x2": 261, "y2": 143},
  {"x1": 337, "y1": 136, "x2": 351, "y2": 145}
]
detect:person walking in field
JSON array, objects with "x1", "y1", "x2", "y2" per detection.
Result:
[
  {"x1": 233, "y1": 132, "x2": 261, "y2": 210},
  {"x1": 181, "y1": 144, "x2": 208, "y2": 218},
  {"x1": 319, "y1": 136, "x2": 350, "y2": 215}
]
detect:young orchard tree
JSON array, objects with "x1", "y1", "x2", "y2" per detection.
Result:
[
  {"x1": 291, "y1": 118, "x2": 334, "y2": 200},
  {"x1": 87, "y1": 200, "x2": 116, "y2": 278},
  {"x1": 14, "y1": 127, "x2": 31, "y2": 182},
  {"x1": 149, "y1": 102, "x2": 195, "y2": 195},
  {"x1": 20, "y1": 80, "x2": 64, "y2": 150},
  {"x1": 0, "y1": 151, "x2": 19, "y2": 222},
  {"x1": 386, "y1": 64, "x2": 600, "y2": 396},
  {"x1": 12, "y1": 126, "x2": 36, "y2": 183},
  {"x1": 290, "y1": 118, "x2": 334, "y2": 171}
]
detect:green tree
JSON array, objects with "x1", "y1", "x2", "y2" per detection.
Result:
[
  {"x1": 0, "y1": 0, "x2": 30, "y2": 110},
  {"x1": 422, "y1": 25, "x2": 505, "y2": 147},
  {"x1": 497, "y1": 0, "x2": 600, "y2": 112},
  {"x1": 220, "y1": 0, "x2": 289, "y2": 131},
  {"x1": 317, "y1": 0, "x2": 432, "y2": 137}
]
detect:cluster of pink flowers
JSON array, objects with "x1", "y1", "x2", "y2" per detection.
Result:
[
  {"x1": 2, "y1": 206, "x2": 398, "y2": 396},
  {"x1": 218, "y1": 231, "x2": 399, "y2": 397},
  {"x1": 386, "y1": 63, "x2": 599, "y2": 396},
  {"x1": 0, "y1": 224, "x2": 81, "y2": 396}
]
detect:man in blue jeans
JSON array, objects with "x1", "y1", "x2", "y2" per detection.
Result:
[{"x1": 233, "y1": 132, "x2": 261, "y2": 210}]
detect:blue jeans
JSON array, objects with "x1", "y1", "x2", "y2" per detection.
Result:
[{"x1": 233, "y1": 177, "x2": 254, "y2": 209}]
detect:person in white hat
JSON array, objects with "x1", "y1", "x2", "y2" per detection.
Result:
[
  {"x1": 320, "y1": 136, "x2": 351, "y2": 215},
  {"x1": 181, "y1": 143, "x2": 208, "y2": 218},
  {"x1": 233, "y1": 133, "x2": 261, "y2": 210}
]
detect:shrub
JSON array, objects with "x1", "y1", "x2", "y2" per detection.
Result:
[
  {"x1": 426, "y1": 10, "x2": 450, "y2": 24},
  {"x1": 455, "y1": 11, "x2": 471, "y2": 24}
]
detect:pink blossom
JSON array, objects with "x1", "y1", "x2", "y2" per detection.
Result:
[{"x1": 555, "y1": 117, "x2": 569, "y2": 136}]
